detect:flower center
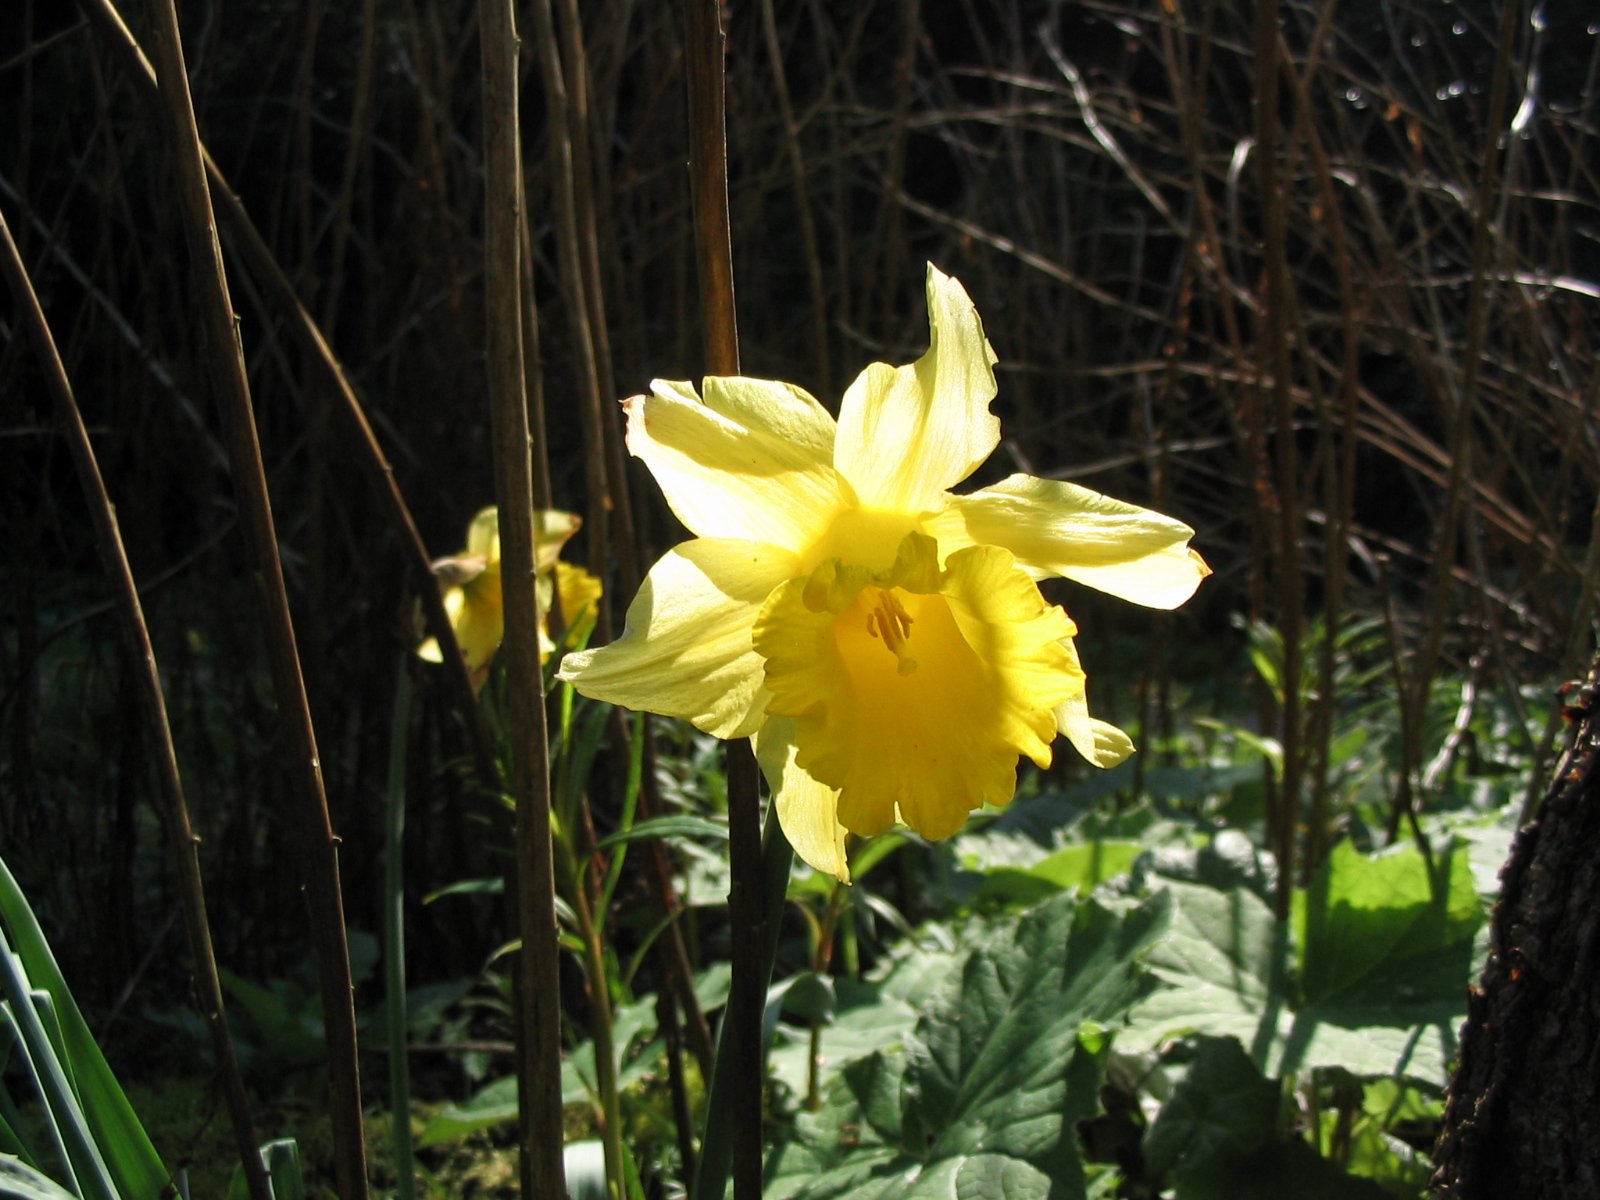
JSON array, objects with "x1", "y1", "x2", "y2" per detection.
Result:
[
  {"x1": 802, "y1": 506, "x2": 924, "y2": 573},
  {"x1": 864, "y1": 588, "x2": 917, "y2": 675}
]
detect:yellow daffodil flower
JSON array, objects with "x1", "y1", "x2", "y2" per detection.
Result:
[
  {"x1": 558, "y1": 264, "x2": 1207, "y2": 880},
  {"x1": 418, "y1": 506, "x2": 602, "y2": 692}
]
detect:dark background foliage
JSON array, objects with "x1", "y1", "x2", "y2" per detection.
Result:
[{"x1": 1, "y1": 0, "x2": 1595, "y2": 1060}]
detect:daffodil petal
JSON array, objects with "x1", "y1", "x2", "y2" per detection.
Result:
[
  {"x1": 538, "y1": 561, "x2": 601, "y2": 660},
  {"x1": 624, "y1": 378, "x2": 846, "y2": 552},
  {"x1": 454, "y1": 573, "x2": 505, "y2": 674},
  {"x1": 1085, "y1": 718, "x2": 1136, "y2": 766},
  {"x1": 1050, "y1": 637, "x2": 1135, "y2": 768},
  {"x1": 430, "y1": 552, "x2": 489, "y2": 588},
  {"x1": 554, "y1": 561, "x2": 602, "y2": 640},
  {"x1": 417, "y1": 582, "x2": 498, "y2": 693},
  {"x1": 464, "y1": 507, "x2": 499, "y2": 559},
  {"x1": 754, "y1": 718, "x2": 850, "y2": 883},
  {"x1": 927, "y1": 474, "x2": 1209, "y2": 608},
  {"x1": 694, "y1": 376, "x2": 838, "y2": 458},
  {"x1": 534, "y1": 509, "x2": 583, "y2": 574},
  {"x1": 756, "y1": 534, "x2": 1076, "y2": 843},
  {"x1": 834, "y1": 264, "x2": 1000, "y2": 513},
  {"x1": 417, "y1": 584, "x2": 469, "y2": 664},
  {"x1": 557, "y1": 538, "x2": 795, "y2": 737}
]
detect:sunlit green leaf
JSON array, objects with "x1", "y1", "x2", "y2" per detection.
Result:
[
  {"x1": 970, "y1": 840, "x2": 1143, "y2": 909},
  {"x1": 767, "y1": 892, "x2": 1168, "y2": 1199},
  {"x1": 1124, "y1": 841, "x2": 1480, "y2": 1082}
]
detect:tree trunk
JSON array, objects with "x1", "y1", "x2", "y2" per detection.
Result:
[{"x1": 1431, "y1": 650, "x2": 1600, "y2": 1197}]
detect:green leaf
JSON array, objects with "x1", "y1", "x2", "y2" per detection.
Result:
[
  {"x1": 261, "y1": 1138, "x2": 307, "y2": 1200},
  {"x1": 1318, "y1": 1106, "x2": 1433, "y2": 1194},
  {"x1": 767, "y1": 892, "x2": 1169, "y2": 1200},
  {"x1": 229, "y1": 1138, "x2": 307, "y2": 1200},
  {"x1": 971, "y1": 841, "x2": 1143, "y2": 909},
  {"x1": 1295, "y1": 840, "x2": 1480, "y2": 1030},
  {"x1": 0, "y1": 1155, "x2": 78, "y2": 1200},
  {"x1": 415, "y1": 1059, "x2": 588, "y2": 1148},
  {"x1": 777, "y1": 972, "x2": 837, "y2": 1025},
  {"x1": 593, "y1": 814, "x2": 728, "y2": 851},
  {"x1": 1143, "y1": 1037, "x2": 1282, "y2": 1176},
  {"x1": 416, "y1": 1076, "x2": 519, "y2": 1148},
  {"x1": 1125, "y1": 841, "x2": 1481, "y2": 1082},
  {"x1": 1173, "y1": 1138, "x2": 1394, "y2": 1200},
  {"x1": 0, "y1": 857, "x2": 168, "y2": 1200},
  {"x1": 1138, "y1": 830, "x2": 1274, "y2": 899},
  {"x1": 767, "y1": 940, "x2": 960, "y2": 1099},
  {"x1": 1122, "y1": 881, "x2": 1288, "y2": 1067},
  {"x1": 567, "y1": 993, "x2": 662, "y2": 1101},
  {"x1": 0, "y1": 1099, "x2": 30, "y2": 1163},
  {"x1": 216, "y1": 968, "x2": 324, "y2": 1069},
  {"x1": 422, "y1": 878, "x2": 505, "y2": 903}
]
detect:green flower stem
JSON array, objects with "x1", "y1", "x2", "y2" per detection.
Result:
[
  {"x1": 553, "y1": 693, "x2": 633, "y2": 1197},
  {"x1": 574, "y1": 869, "x2": 626, "y2": 1200},
  {"x1": 806, "y1": 885, "x2": 847, "y2": 1110},
  {"x1": 694, "y1": 801, "x2": 795, "y2": 1200},
  {"x1": 384, "y1": 661, "x2": 417, "y2": 1200},
  {"x1": 598, "y1": 712, "x2": 648, "y2": 918},
  {"x1": 553, "y1": 814, "x2": 625, "y2": 1200}
]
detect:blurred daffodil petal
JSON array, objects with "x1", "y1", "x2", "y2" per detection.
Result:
[
  {"x1": 560, "y1": 264, "x2": 1204, "y2": 878},
  {"x1": 533, "y1": 508, "x2": 583, "y2": 574},
  {"x1": 417, "y1": 505, "x2": 598, "y2": 693},
  {"x1": 537, "y1": 560, "x2": 604, "y2": 659}
]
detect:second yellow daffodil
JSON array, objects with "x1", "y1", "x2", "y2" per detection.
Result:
[
  {"x1": 559, "y1": 264, "x2": 1207, "y2": 880},
  {"x1": 419, "y1": 506, "x2": 602, "y2": 692}
]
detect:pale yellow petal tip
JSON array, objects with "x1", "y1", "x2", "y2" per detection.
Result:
[
  {"x1": 757, "y1": 721, "x2": 852, "y2": 883},
  {"x1": 1190, "y1": 548, "x2": 1213, "y2": 579},
  {"x1": 788, "y1": 820, "x2": 852, "y2": 885},
  {"x1": 1057, "y1": 697, "x2": 1137, "y2": 770},
  {"x1": 1086, "y1": 718, "x2": 1136, "y2": 769}
]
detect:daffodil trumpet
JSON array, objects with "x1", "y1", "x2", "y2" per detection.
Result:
[{"x1": 560, "y1": 264, "x2": 1207, "y2": 880}]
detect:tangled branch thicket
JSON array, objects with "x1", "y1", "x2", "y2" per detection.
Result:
[{"x1": 1, "y1": 0, "x2": 1596, "y2": 1011}]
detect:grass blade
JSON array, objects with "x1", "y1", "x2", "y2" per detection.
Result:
[{"x1": 0, "y1": 858, "x2": 166, "y2": 1199}]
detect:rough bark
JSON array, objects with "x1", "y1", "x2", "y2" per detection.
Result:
[{"x1": 1432, "y1": 650, "x2": 1600, "y2": 1197}]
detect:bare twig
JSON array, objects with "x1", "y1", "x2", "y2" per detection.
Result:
[
  {"x1": 138, "y1": 0, "x2": 369, "y2": 1194},
  {"x1": 0, "y1": 206, "x2": 273, "y2": 1200},
  {"x1": 78, "y1": 0, "x2": 501, "y2": 792},
  {"x1": 478, "y1": 1, "x2": 566, "y2": 1195}
]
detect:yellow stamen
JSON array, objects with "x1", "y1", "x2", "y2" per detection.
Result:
[{"x1": 864, "y1": 588, "x2": 917, "y2": 675}]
